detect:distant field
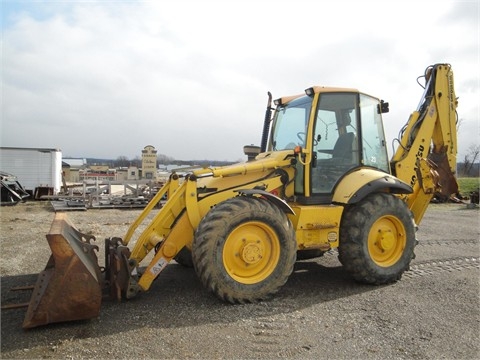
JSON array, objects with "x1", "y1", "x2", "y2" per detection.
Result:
[{"x1": 457, "y1": 177, "x2": 480, "y2": 196}]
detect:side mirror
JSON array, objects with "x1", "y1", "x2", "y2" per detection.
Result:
[{"x1": 378, "y1": 100, "x2": 389, "y2": 114}]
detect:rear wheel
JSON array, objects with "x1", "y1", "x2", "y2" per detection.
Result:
[
  {"x1": 338, "y1": 193, "x2": 416, "y2": 284},
  {"x1": 192, "y1": 196, "x2": 296, "y2": 303}
]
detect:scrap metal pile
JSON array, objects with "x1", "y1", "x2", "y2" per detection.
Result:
[
  {"x1": 49, "y1": 180, "x2": 164, "y2": 211},
  {"x1": 0, "y1": 172, "x2": 30, "y2": 206}
]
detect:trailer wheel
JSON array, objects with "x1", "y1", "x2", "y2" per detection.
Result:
[
  {"x1": 192, "y1": 196, "x2": 296, "y2": 303},
  {"x1": 338, "y1": 193, "x2": 416, "y2": 284}
]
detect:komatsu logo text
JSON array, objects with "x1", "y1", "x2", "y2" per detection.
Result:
[{"x1": 410, "y1": 144, "x2": 425, "y2": 187}]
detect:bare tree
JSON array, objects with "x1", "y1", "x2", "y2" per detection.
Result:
[
  {"x1": 114, "y1": 156, "x2": 130, "y2": 168},
  {"x1": 461, "y1": 144, "x2": 480, "y2": 176},
  {"x1": 131, "y1": 156, "x2": 142, "y2": 168},
  {"x1": 456, "y1": 117, "x2": 464, "y2": 132},
  {"x1": 157, "y1": 154, "x2": 175, "y2": 165}
]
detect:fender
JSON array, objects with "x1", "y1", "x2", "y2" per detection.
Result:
[
  {"x1": 236, "y1": 189, "x2": 295, "y2": 215},
  {"x1": 333, "y1": 168, "x2": 412, "y2": 204}
]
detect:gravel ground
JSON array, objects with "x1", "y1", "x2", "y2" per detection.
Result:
[{"x1": 1, "y1": 201, "x2": 479, "y2": 360}]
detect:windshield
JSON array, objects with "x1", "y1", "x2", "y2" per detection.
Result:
[{"x1": 270, "y1": 96, "x2": 312, "y2": 151}]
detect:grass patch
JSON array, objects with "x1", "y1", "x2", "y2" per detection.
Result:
[{"x1": 457, "y1": 177, "x2": 480, "y2": 196}]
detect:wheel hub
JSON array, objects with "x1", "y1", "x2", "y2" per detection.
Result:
[
  {"x1": 368, "y1": 215, "x2": 407, "y2": 267},
  {"x1": 241, "y1": 242, "x2": 263, "y2": 264},
  {"x1": 377, "y1": 230, "x2": 395, "y2": 251}
]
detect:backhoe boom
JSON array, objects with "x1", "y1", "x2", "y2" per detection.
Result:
[{"x1": 390, "y1": 63, "x2": 458, "y2": 224}]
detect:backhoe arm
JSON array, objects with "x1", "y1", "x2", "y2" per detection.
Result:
[{"x1": 391, "y1": 63, "x2": 458, "y2": 224}]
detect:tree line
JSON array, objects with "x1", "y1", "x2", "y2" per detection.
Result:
[{"x1": 99, "y1": 154, "x2": 235, "y2": 169}]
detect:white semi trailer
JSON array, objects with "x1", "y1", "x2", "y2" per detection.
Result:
[{"x1": 0, "y1": 147, "x2": 62, "y2": 199}]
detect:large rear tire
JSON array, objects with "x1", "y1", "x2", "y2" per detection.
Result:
[
  {"x1": 192, "y1": 196, "x2": 296, "y2": 303},
  {"x1": 338, "y1": 193, "x2": 416, "y2": 284}
]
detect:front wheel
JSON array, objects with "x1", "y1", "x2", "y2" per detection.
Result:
[
  {"x1": 338, "y1": 193, "x2": 416, "y2": 284},
  {"x1": 192, "y1": 196, "x2": 297, "y2": 303}
]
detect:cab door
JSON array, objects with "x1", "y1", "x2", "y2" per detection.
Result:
[{"x1": 310, "y1": 93, "x2": 360, "y2": 200}]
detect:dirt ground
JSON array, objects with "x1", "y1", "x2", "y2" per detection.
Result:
[{"x1": 1, "y1": 201, "x2": 479, "y2": 359}]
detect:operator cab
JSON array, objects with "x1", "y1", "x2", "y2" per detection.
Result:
[{"x1": 269, "y1": 88, "x2": 389, "y2": 204}]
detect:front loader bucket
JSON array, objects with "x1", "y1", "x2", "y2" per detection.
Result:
[{"x1": 23, "y1": 213, "x2": 103, "y2": 329}]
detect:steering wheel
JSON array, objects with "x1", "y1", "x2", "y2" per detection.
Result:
[{"x1": 296, "y1": 132, "x2": 319, "y2": 147}]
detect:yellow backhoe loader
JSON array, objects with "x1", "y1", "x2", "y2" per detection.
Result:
[{"x1": 22, "y1": 63, "x2": 458, "y2": 329}]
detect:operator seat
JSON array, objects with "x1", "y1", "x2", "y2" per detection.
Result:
[
  {"x1": 332, "y1": 111, "x2": 355, "y2": 163},
  {"x1": 332, "y1": 132, "x2": 354, "y2": 163}
]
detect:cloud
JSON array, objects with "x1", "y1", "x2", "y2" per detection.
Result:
[{"x1": 1, "y1": 0, "x2": 478, "y2": 162}]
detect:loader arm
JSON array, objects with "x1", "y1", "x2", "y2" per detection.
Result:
[
  {"x1": 122, "y1": 151, "x2": 296, "y2": 293},
  {"x1": 390, "y1": 63, "x2": 458, "y2": 224},
  {"x1": 123, "y1": 173, "x2": 180, "y2": 246}
]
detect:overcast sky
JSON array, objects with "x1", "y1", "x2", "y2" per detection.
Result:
[{"x1": 1, "y1": 0, "x2": 479, "y2": 162}]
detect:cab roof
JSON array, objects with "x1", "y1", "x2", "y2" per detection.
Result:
[{"x1": 275, "y1": 86, "x2": 360, "y2": 106}]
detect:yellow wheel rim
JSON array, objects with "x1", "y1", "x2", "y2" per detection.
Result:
[
  {"x1": 223, "y1": 221, "x2": 280, "y2": 284},
  {"x1": 368, "y1": 215, "x2": 406, "y2": 267}
]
